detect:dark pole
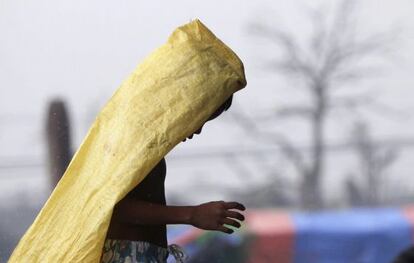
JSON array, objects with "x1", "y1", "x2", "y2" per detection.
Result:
[{"x1": 46, "y1": 99, "x2": 72, "y2": 190}]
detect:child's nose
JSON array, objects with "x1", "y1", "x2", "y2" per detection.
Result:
[{"x1": 195, "y1": 126, "x2": 203, "y2": 134}]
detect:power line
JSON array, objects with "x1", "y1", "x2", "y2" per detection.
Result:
[
  {"x1": 1, "y1": 136, "x2": 414, "y2": 169},
  {"x1": 0, "y1": 161, "x2": 45, "y2": 170}
]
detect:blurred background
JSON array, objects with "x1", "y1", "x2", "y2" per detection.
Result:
[{"x1": 2, "y1": 0, "x2": 414, "y2": 262}]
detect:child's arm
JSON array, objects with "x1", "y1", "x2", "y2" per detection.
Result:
[{"x1": 112, "y1": 199, "x2": 245, "y2": 234}]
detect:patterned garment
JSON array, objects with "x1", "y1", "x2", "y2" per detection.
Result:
[{"x1": 101, "y1": 239, "x2": 169, "y2": 263}]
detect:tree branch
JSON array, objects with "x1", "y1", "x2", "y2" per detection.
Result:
[{"x1": 230, "y1": 109, "x2": 308, "y2": 176}]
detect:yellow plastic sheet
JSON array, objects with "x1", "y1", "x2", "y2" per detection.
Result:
[{"x1": 8, "y1": 19, "x2": 246, "y2": 262}]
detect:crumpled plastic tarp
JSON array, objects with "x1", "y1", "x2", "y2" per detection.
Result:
[{"x1": 8, "y1": 19, "x2": 246, "y2": 263}]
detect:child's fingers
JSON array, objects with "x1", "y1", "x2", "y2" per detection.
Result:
[
  {"x1": 224, "y1": 201, "x2": 246, "y2": 211},
  {"x1": 220, "y1": 218, "x2": 241, "y2": 228},
  {"x1": 224, "y1": 210, "x2": 245, "y2": 221},
  {"x1": 217, "y1": 225, "x2": 234, "y2": 234}
]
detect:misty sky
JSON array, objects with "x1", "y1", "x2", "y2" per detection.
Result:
[{"x1": 1, "y1": 0, "x2": 414, "y2": 203}]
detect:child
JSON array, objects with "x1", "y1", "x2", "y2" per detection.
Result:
[
  {"x1": 101, "y1": 95, "x2": 246, "y2": 263},
  {"x1": 8, "y1": 19, "x2": 246, "y2": 263}
]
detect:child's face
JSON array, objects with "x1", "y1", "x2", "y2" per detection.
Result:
[{"x1": 182, "y1": 105, "x2": 226, "y2": 142}]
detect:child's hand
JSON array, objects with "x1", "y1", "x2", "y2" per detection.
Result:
[{"x1": 190, "y1": 201, "x2": 245, "y2": 234}]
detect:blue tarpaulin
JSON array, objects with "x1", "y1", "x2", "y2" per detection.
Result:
[
  {"x1": 292, "y1": 208, "x2": 413, "y2": 263},
  {"x1": 167, "y1": 207, "x2": 414, "y2": 262}
]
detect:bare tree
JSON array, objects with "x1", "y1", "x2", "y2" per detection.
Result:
[
  {"x1": 243, "y1": 0, "x2": 396, "y2": 209},
  {"x1": 346, "y1": 121, "x2": 399, "y2": 207}
]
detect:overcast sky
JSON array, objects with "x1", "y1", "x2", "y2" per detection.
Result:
[{"x1": 1, "y1": 0, "x2": 414, "y2": 203}]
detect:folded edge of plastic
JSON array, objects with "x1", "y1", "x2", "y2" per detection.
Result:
[{"x1": 8, "y1": 19, "x2": 246, "y2": 263}]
